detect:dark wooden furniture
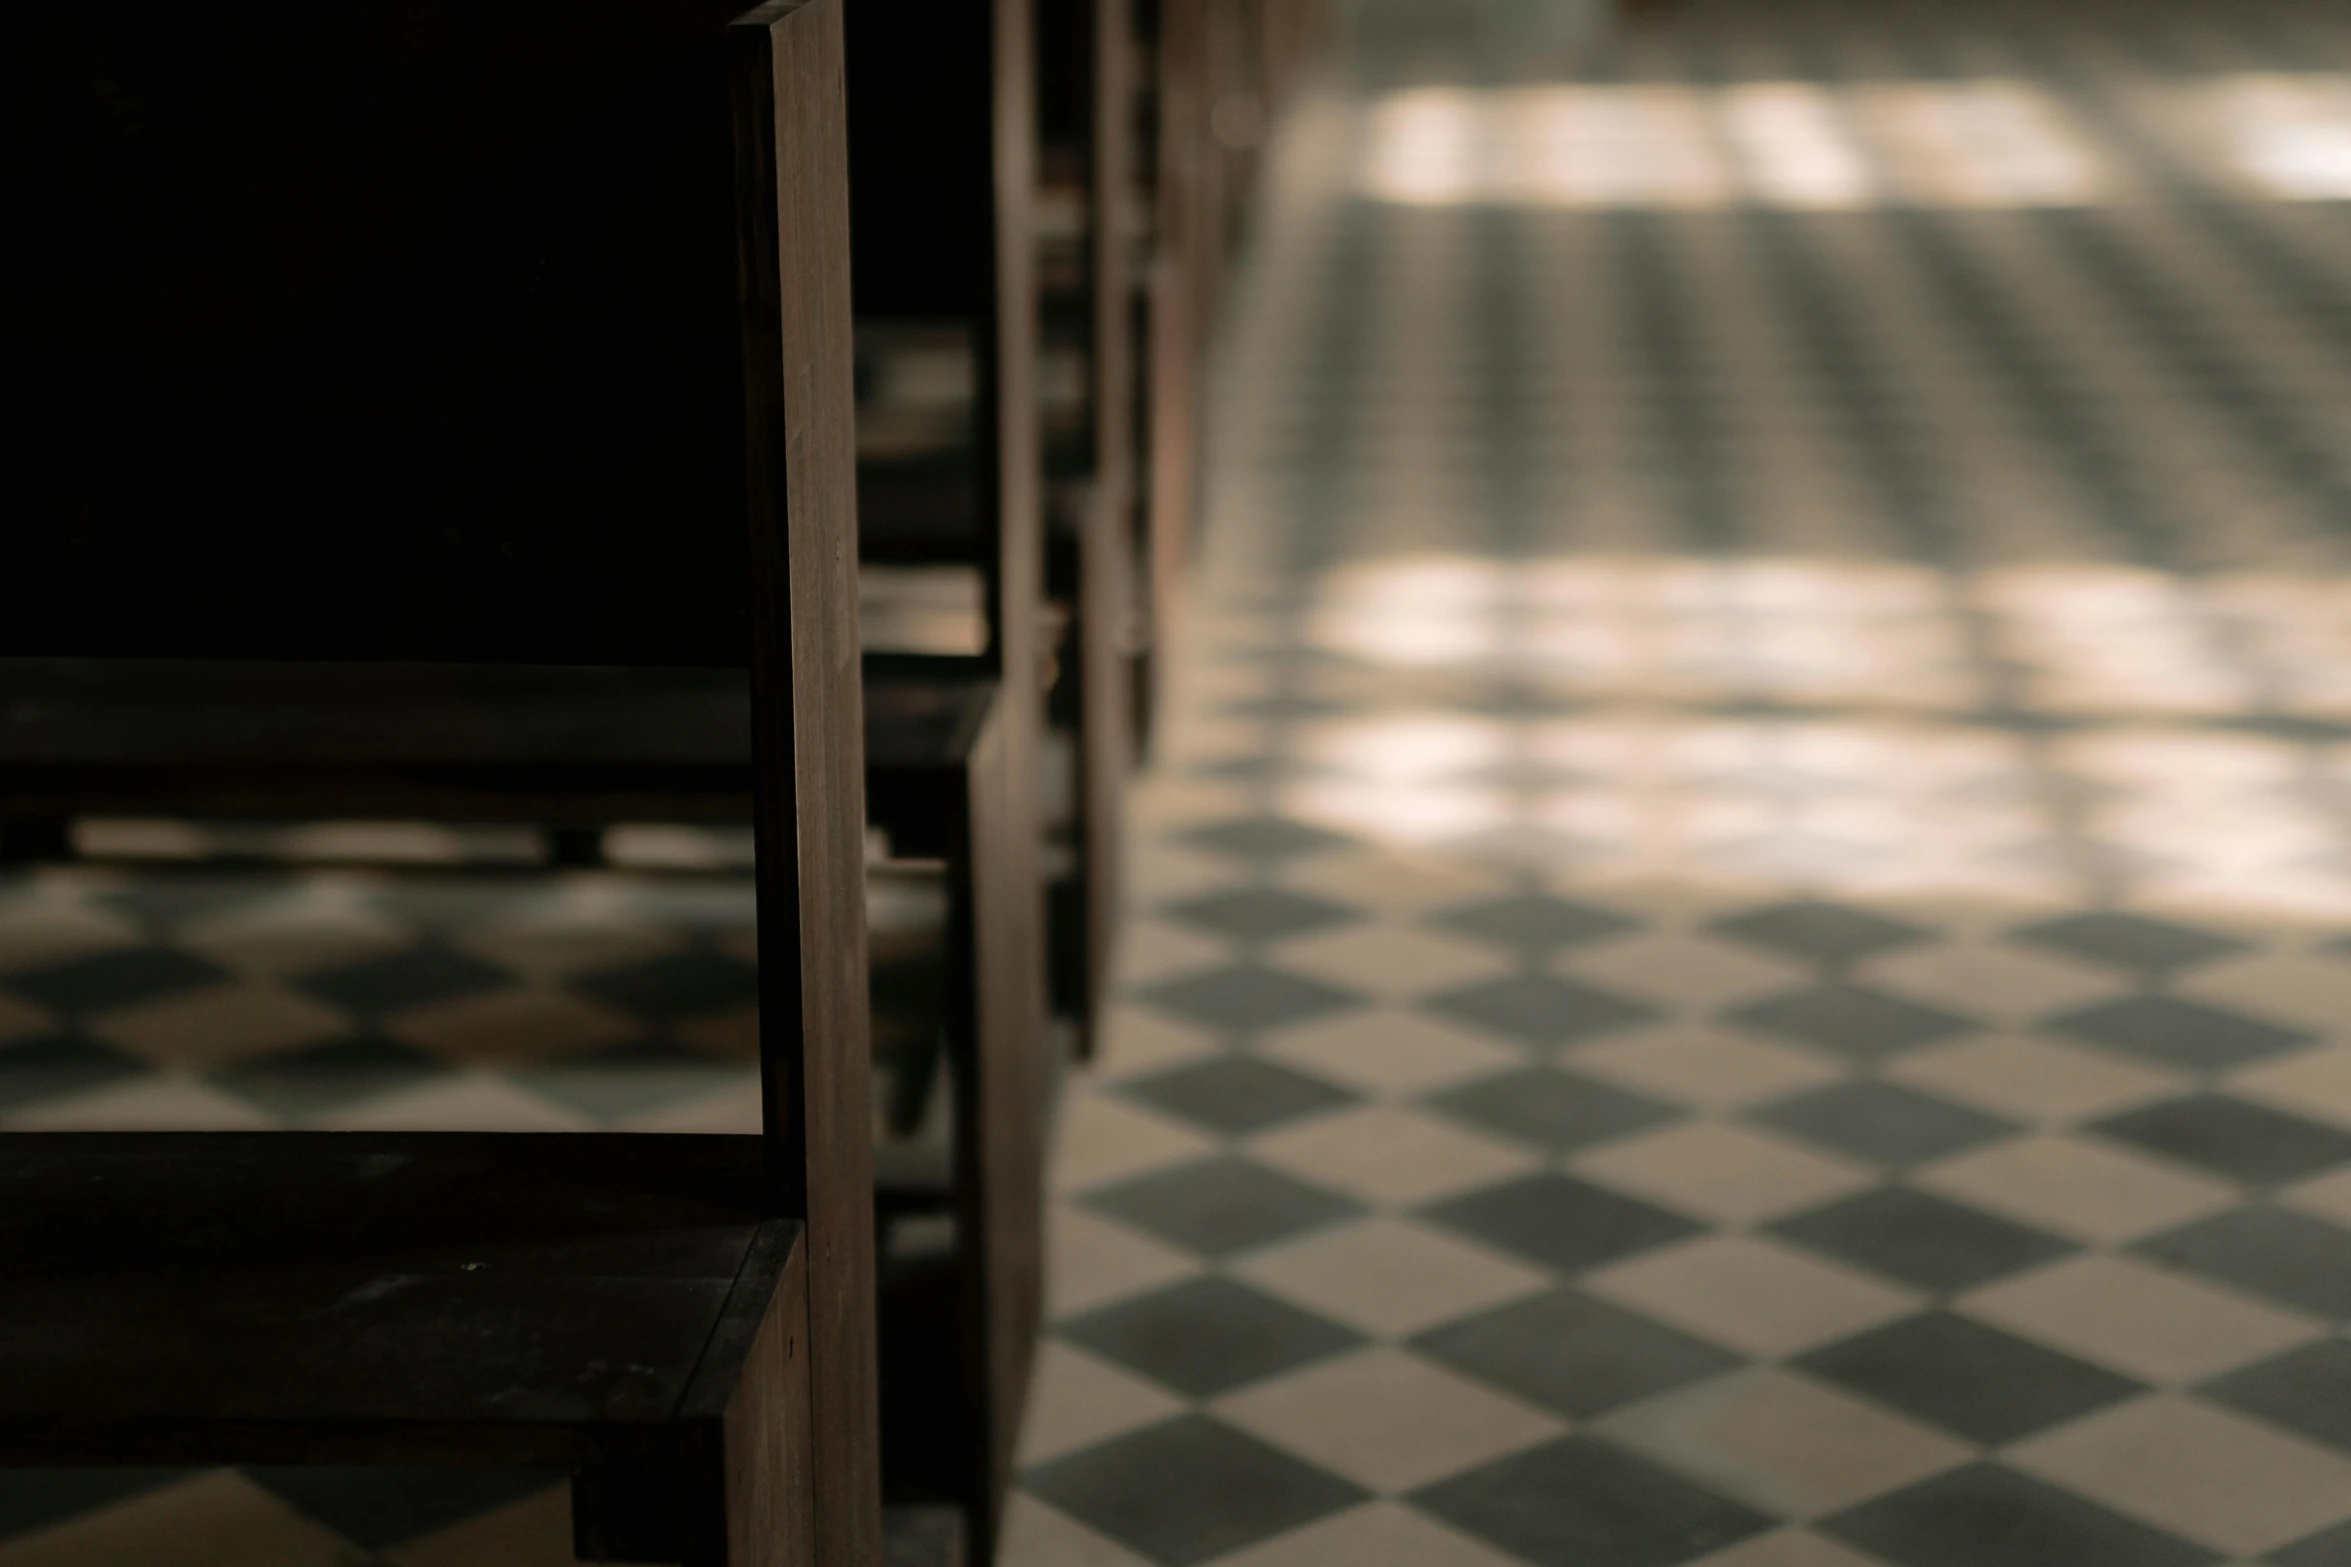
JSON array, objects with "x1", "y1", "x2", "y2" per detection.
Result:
[
  {"x1": 846, "y1": 0, "x2": 1043, "y2": 790},
  {"x1": 838, "y1": 7, "x2": 1058, "y2": 1554},
  {"x1": 8, "y1": 0, "x2": 1070, "y2": 1546},
  {"x1": 864, "y1": 669, "x2": 1047, "y2": 1562},
  {"x1": 0, "y1": 2, "x2": 881, "y2": 1561},
  {"x1": 1123, "y1": 0, "x2": 1323, "y2": 756},
  {"x1": 1, "y1": 1134, "x2": 824, "y2": 1562},
  {"x1": 1037, "y1": 0, "x2": 1140, "y2": 1053},
  {"x1": 1131, "y1": 0, "x2": 1209, "y2": 753},
  {"x1": 842, "y1": 0, "x2": 1051, "y2": 1001},
  {"x1": 0, "y1": 657, "x2": 1043, "y2": 1562}
]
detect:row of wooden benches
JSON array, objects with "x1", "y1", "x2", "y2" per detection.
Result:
[{"x1": 0, "y1": 0, "x2": 1321, "y2": 1562}]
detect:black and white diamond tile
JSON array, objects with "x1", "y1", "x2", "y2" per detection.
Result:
[
  {"x1": 0, "y1": 861, "x2": 929, "y2": 1561},
  {"x1": 1060, "y1": 1276, "x2": 1368, "y2": 1400},
  {"x1": 1820, "y1": 1464, "x2": 2222, "y2": 1567},
  {"x1": 1002, "y1": 0, "x2": 2351, "y2": 1556},
  {"x1": 1796, "y1": 1311, "x2": 2146, "y2": 1447}
]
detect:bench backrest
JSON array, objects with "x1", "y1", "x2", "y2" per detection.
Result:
[
  {"x1": 3, "y1": 8, "x2": 878, "y2": 1552},
  {"x1": 843, "y1": 0, "x2": 1041, "y2": 701},
  {"x1": 7, "y1": 1, "x2": 809, "y2": 667}
]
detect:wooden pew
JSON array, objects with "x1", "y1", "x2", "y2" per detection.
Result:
[
  {"x1": 862, "y1": 674, "x2": 1045, "y2": 1567},
  {"x1": 1122, "y1": 0, "x2": 1325, "y2": 757},
  {"x1": 837, "y1": 4, "x2": 1055, "y2": 1556},
  {"x1": 1037, "y1": 0, "x2": 1139, "y2": 1055},
  {"x1": 849, "y1": 0, "x2": 1142, "y2": 1068},
  {"x1": 1133, "y1": 0, "x2": 1212, "y2": 752},
  {"x1": 5, "y1": 1, "x2": 1058, "y2": 1559},
  {"x1": 1, "y1": 0, "x2": 1328, "y2": 1545},
  {"x1": 0, "y1": 2, "x2": 879, "y2": 1563}
]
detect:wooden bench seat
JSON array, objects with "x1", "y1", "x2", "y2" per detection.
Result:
[
  {"x1": 0, "y1": 1131, "x2": 969, "y2": 1563},
  {"x1": 0, "y1": 650, "x2": 1041, "y2": 1563},
  {"x1": 0, "y1": 1133, "x2": 791, "y2": 1470},
  {"x1": 0, "y1": 660, "x2": 755, "y2": 829},
  {"x1": 2, "y1": 0, "x2": 888, "y2": 1559},
  {"x1": 0, "y1": 653, "x2": 1034, "y2": 1222},
  {"x1": 1, "y1": 655, "x2": 999, "y2": 844},
  {"x1": 1033, "y1": 0, "x2": 1141, "y2": 1051}
]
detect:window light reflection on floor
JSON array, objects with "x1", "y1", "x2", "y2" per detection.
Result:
[
  {"x1": 1359, "y1": 81, "x2": 2106, "y2": 209},
  {"x1": 2212, "y1": 73, "x2": 2351, "y2": 199},
  {"x1": 1276, "y1": 712, "x2": 2348, "y2": 912},
  {"x1": 1307, "y1": 554, "x2": 2351, "y2": 721},
  {"x1": 1716, "y1": 83, "x2": 1878, "y2": 209},
  {"x1": 1280, "y1": 554, "x2": 2351, "y2": 913},
  {"x1": 1873, "y1": 79, "x2": 2102, "y2": 208},
  {"x1": 1361, "y1": 75, "x2": 2351, "y2": 210}
]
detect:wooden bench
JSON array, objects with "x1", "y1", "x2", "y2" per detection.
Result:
[
  {"x1": 1, "y1": 2, "x2": 880, "y2": 1560},
  {"x1": 837, "y1": 7, "x2": 1061, "y2": 1552},
  {"x1": 1132, "y1": 0, "x2": 1209, "y2": 753},
  {"x1": 1124, "y1": 0, "x2": 1324, "y2": 757},
  {"x1": 1038, "y1": 0, "x2": 1140, "y2": 1054}
]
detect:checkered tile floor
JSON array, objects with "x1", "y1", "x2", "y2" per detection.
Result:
[
  {"x1": 15, "y1": 0, "x2": 2351, "y2": 1561},
  {"x1": 0, "y1": 861, "x2": 768, "y2": 1564},
  {"x1": 0, "y1": 844, "x2": 953, "y2": 1566},
  {"x1": 1010, "y1": 0, "x2": 2351, "y2": 1561}
]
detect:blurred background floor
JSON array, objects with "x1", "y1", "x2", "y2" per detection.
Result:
[
  {"x1": 12, "y1": 0, "x2": 2351, "y2": 1562},
  {"x1": 1006, "y1": 0, "x2": 2351, "y2": 1562}
]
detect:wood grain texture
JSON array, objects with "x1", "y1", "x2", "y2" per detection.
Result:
[
  {"x1": 971, "y1": 0, "x2": 1055, "y2": 1500},
  {"x1": 714, "y1": 1231, "x2": 817, "y2": 1566},
  {"x1": 731, "y1": 4, "x2": 883, "y2": 1565},
  {"x1": 956, "y1": 690, "x2": 1049, "y2": 1563},
  {"x1": 0, "y1": 1133, "x2": 792, "y2": 1465},
  {"x1": 860, "y1": 671, "x2": 1042, "y2": 1564},
  {"x1": 573, "y1": 1222, "x2": 815, "y2": 1564}
]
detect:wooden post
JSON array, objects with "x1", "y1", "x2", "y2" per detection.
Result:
[{"x1": 732, "y1": 4, "x2": 883, "y2": 1563}]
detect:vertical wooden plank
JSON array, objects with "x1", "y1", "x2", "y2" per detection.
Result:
[
  {"x1": 958, "y1": 698, "x2": 1048, "y2": 1562},
  {"x1": 1203, "y1": 0, "x2": 1249, "y2": 255},
  {"x1": 719, "y1": 1238, "x2": 819, "y2": 1567},
  {"x1": 1146, "y1": 0, "x2": 1208, "y2": 726},
  {"x1": 992, "y1": 0, "x2": 1050, "y2": 876},
  {"x1": 1076, "y1": 0, "x2": 1137, "y2": 1057},
  {"x1": 730, "y1": 4, "x2": 883, "y2": 1564},
  {"x1": 671, "y1": 1231, "x2": 817, "y2": 1567},
  {"x1": 983, "y1": 0, "x2": 1050, "y2": 1520},
  {"x1": 984, "y1": 10, "x2": 1054, "y2": 1475}
]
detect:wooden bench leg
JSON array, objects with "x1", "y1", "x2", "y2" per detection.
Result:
[
  {"x1": 695, "y1": 1264, "x2": 818, "y2": 1567},
  {"x1": 578, "y1": 1244, "x2": 818, "y2": 1567},
  {"x1": 958, "y1": 707, "x2": 1048, "y2": 1563}
]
